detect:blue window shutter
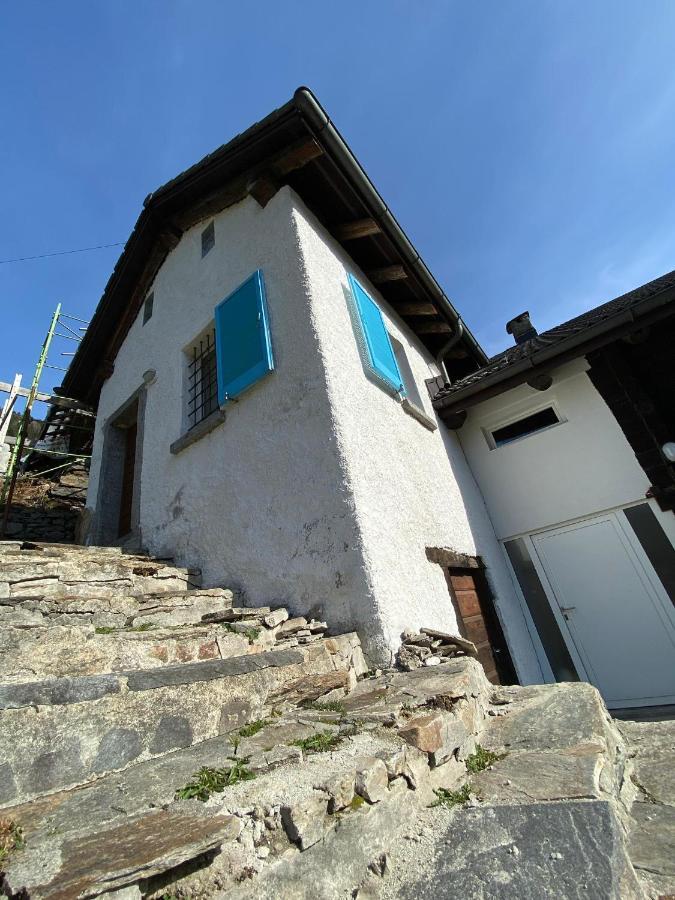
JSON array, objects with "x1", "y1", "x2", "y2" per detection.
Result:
[
  {"x1": 215, "y1": 269, "x2": 274, "y2": 403},
  {"x1": 348, "y1": 274, "x2": 404, "y2": 393}
]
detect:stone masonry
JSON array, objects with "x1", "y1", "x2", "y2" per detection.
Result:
[{"x1": 0, "y1": 542, "x2": 672, "y2": 899}]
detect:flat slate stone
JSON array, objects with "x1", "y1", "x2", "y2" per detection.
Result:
[
  {"x1": 124, "y1": 648, "x2": 304, "y2": 691},
  {"x1": 481, "y1": 683, "x2": 614, "y2": 754},
  {"x1": 0, "y1": 674, "x2": 121, "y2": 709},
  {"x1": 395, "y1": 801, "x2": 642, "y2": 899},
  {"x1": 628, "y1": 801, "x2": 675, "y2": 882},
  {"x1": 472, "y1": 747, "x2": 604, "y2": 803},
  {"x1": 3, "y1": 806, "x2": 240, "y2": 899}
]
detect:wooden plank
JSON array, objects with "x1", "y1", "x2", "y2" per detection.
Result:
[
  {"x1": 414, "y1": 320, "x2": 452, "y2": 334},
  {"x1": 332, "y1": 219, "x2": 381, "y2": 241},
  {"x1": 395, "y1": 302, "x2": 437, "y2": 316},
  {"x1": 368, "y1": 265, "x2": 407, "y2": 284},
  {"x1": 247, "y1": 176, "x2": 279, "y2": 209},
  {"x1": 0, "y1": 382, "x2": 94, "y2": 415},
  {"x1": 455, "y1": 590, "x2": 482, "y2": 619},
  {"x1": 273, "y1": 138, "x2": 323, "y2": 176}
]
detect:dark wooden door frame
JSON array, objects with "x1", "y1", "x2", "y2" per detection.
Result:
[{"x1": 426, "y1": 547, "x2": 518, "y2": 684}]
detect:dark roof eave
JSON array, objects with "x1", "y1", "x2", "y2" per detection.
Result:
[
  {"x1": 62, "y1": 89, "x2": 487, "y2": 402},
  {"x1": 292, "y1": 88, "x2": 487, "y2": 368},
  {"x1": 433, "y1": 284, "x2": 675, "y2": 416}
]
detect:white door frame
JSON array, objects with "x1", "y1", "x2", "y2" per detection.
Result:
[{"x1": 503, "y1": 503, "x2": 675, "y2": 707}]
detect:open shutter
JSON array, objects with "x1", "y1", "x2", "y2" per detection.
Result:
[
  {"x1": 348, "y1": 274, "x2": 404, "y2": 393},
  {"x1": 215, "y1": 269, "x2": 274, "y2": 403}
]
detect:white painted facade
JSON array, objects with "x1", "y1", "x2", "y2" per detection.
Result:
[
  {"x1": 458, "y1": 358, "x2": 675, "y2": 545},
  {"x1": 86, "y1": 185, "x2": 541, "y2": 674},
  {"x1": 458, "y1": 359, "x2": 675, "y2": 705}
]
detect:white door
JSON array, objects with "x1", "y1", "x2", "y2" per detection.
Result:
[{"x1": 531, "y1": 512, "x2": 675, "y2": 708}]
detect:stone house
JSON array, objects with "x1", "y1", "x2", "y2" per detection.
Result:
[{"x1": 61, "y1": 88, "x2": 675, "y2": 706}]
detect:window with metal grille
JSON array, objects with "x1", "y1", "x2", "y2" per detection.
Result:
[{"x1": 187, "y1": 328, "x2": 218, "y2": 429}]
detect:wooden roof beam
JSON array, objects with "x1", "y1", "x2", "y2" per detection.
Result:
[
  {"x1": 332, "y1": 218, "x2": 381, "y2": 241},
  {"x1": 368, "y1": 265, "x2": 408, "y2": 284},
  {"x1": 414, "y1": 320, "x2": 453, "y2": 334},
  {"x1": 395, "y1": 301, "x2": 437, "y2": 316}
]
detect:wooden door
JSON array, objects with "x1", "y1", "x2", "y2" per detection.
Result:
[
  {"x1": 446, "y1": 568, "x2": 516, "y2": 685},
  {"x1": 117, "y1": 421, "x2": 137, "y2": 538}
]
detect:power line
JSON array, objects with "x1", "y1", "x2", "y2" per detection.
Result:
[{"x1": 0, "y1": 241, "x2": 124, "y2": 266}]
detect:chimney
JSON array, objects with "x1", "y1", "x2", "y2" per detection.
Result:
[{"x1": 506, "y1": 311, "x2": 537, "y2": 345}]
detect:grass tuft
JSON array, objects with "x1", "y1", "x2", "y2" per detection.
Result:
[
  {"x1": 238, "y1": 719, "x2": 269, "y2": 738},
  {"x1": 291, "y1": 730, "x2": 342, "y2": 754},
  {"x1": 128, "y1": 621, "x2": 157, "y2": 632},
  {"x1": 175, "y1": 761, "x2": 255, "y2": 802},
  {"x1": 349, "y1": 794, "x2": 365, "y2": 811},
  {"x1": 430, "y1": 784, "x2": 472, "y2": 808},
  {"x1": 94, "y1": 626, "x2": 117, "y2": 635},
  {"x1": 465, "y1": 745, "x2": 507, "y2": 774},
  {"x1": 220, "y1": 623, "x2": 261, "y2": 643},
  {"x1": 0, "y1": 818, "x2": 24, "y2": 865}
]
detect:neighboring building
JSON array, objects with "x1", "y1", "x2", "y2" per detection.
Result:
[
  {"x1": 61, "y1": 88, "x2": 675, "y2": 705},
  {"x1": 432, "y1": 275, "x2": 675, "y2": 709}
]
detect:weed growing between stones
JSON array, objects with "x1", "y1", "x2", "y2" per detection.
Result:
[
  {"x1": 300, "y1": 699, "x2": 346, "y2": 714},
  {"x1": 291, "y1": 731, "x2": 342, "y2": 754},
  {"x1": 175, "y1": 761, "x2": 255, "y2": 802},
  {"x1": 0, "y1": 818, "x2": 24, "y2": 865},
  {"x1": 238, "y1": 719, "x2": 269, "y2": 738},
  {"x1": 349, "y1": 795, "x2": 366, "y2": 811},
  {"x1": 94, "y1": 622, "x2": 157, "y2": 635},
  {"x1": 219, "y1": 623, "x2": 260, "y2": 643},
  {"x1": 431, "y1": 784, "x2": 472, "y2": 808},
  {"x1": 465, "y1": 745, "x2": 507, "y2": 774}
]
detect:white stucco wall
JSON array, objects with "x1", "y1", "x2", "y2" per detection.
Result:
[
  {"x1": 291, "y1": 201, "x2": 541, "y2": 677},
  {"x1": 87, "y1": 187, "x2": 374, "y2": 634},
  {"x1": 458, "y1": 358, "x2": 675, "y2": 543},
  {"x1": 87, "y1": 184, "x2": 543, "y2": 677}
]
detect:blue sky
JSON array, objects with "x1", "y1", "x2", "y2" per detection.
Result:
[{"x1": 2, "y1": 1, "x2": 675, "y2": 416}]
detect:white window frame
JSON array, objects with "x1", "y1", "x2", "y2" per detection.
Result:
[{"x1": 481, "y1": 398, "x2": 567, "y2": 451}]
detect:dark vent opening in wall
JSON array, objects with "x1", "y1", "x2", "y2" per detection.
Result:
[
  {"x1": 142, "y1": 293, "x2": 154, "y2": 325},
  {"x1": 201, "y1": 221, "x2": 215, "y2": 257},
  {"x1": 492, "y1": 407, "x2": 559, "y2": 447}
]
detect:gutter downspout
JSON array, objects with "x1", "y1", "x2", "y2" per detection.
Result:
[
  {"x1": 293, "y1": 87, "x2": 488, "y2": 369},
  {"x1": 436, "y1": 318, "x2": 464, "y2": 383}
]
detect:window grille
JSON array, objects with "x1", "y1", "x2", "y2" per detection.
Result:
[{"x1": 187, "y1": 329, "x2": 218, "y2": 429}]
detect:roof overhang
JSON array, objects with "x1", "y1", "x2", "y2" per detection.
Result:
[
  {"x1": 432, "y1": 276, "x2": 675, "y2": 423},
  {"x1": 61, "y1": 87, "x2": 487, "y2": 405}
]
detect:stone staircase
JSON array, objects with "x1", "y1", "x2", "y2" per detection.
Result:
[{"x1": 0, "y1": 542, "x2": 671, "y2": 899}]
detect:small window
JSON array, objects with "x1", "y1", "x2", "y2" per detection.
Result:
[
  {"x1": 490, "y1": 407, "x2": 560, "y2": 448},
  {"x1": 390, "y1": 335, "x2": 424, "y2": 410},
  {"x1": 142, "y1": 292, "x2": 154, "y2": 325},
  {"x1": 187, "y1": 328, "x2": 218, "y2": 429},
  {"x1": 201, "y1": 221, "x2": 215, "y2": 257}
]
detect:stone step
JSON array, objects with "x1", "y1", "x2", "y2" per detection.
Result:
[
  {"x1": 0, "y1": 633, "x2": 362, "y2": 807},
  {"x1": 0, "y1": 713, "x2": 410, "y2": 900},
  {"x1": 0, "y1": 553, "x2": 201, "y2": 602},
  {"x1": 0, "y1": 621, "x2": 256, "y2": 682},
  {"x1": 0, "y1": 587, "x2": 234, "y2": 630},
  {"x1": 0, "y1": 659, "x2": 648, "y2": 900}
]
